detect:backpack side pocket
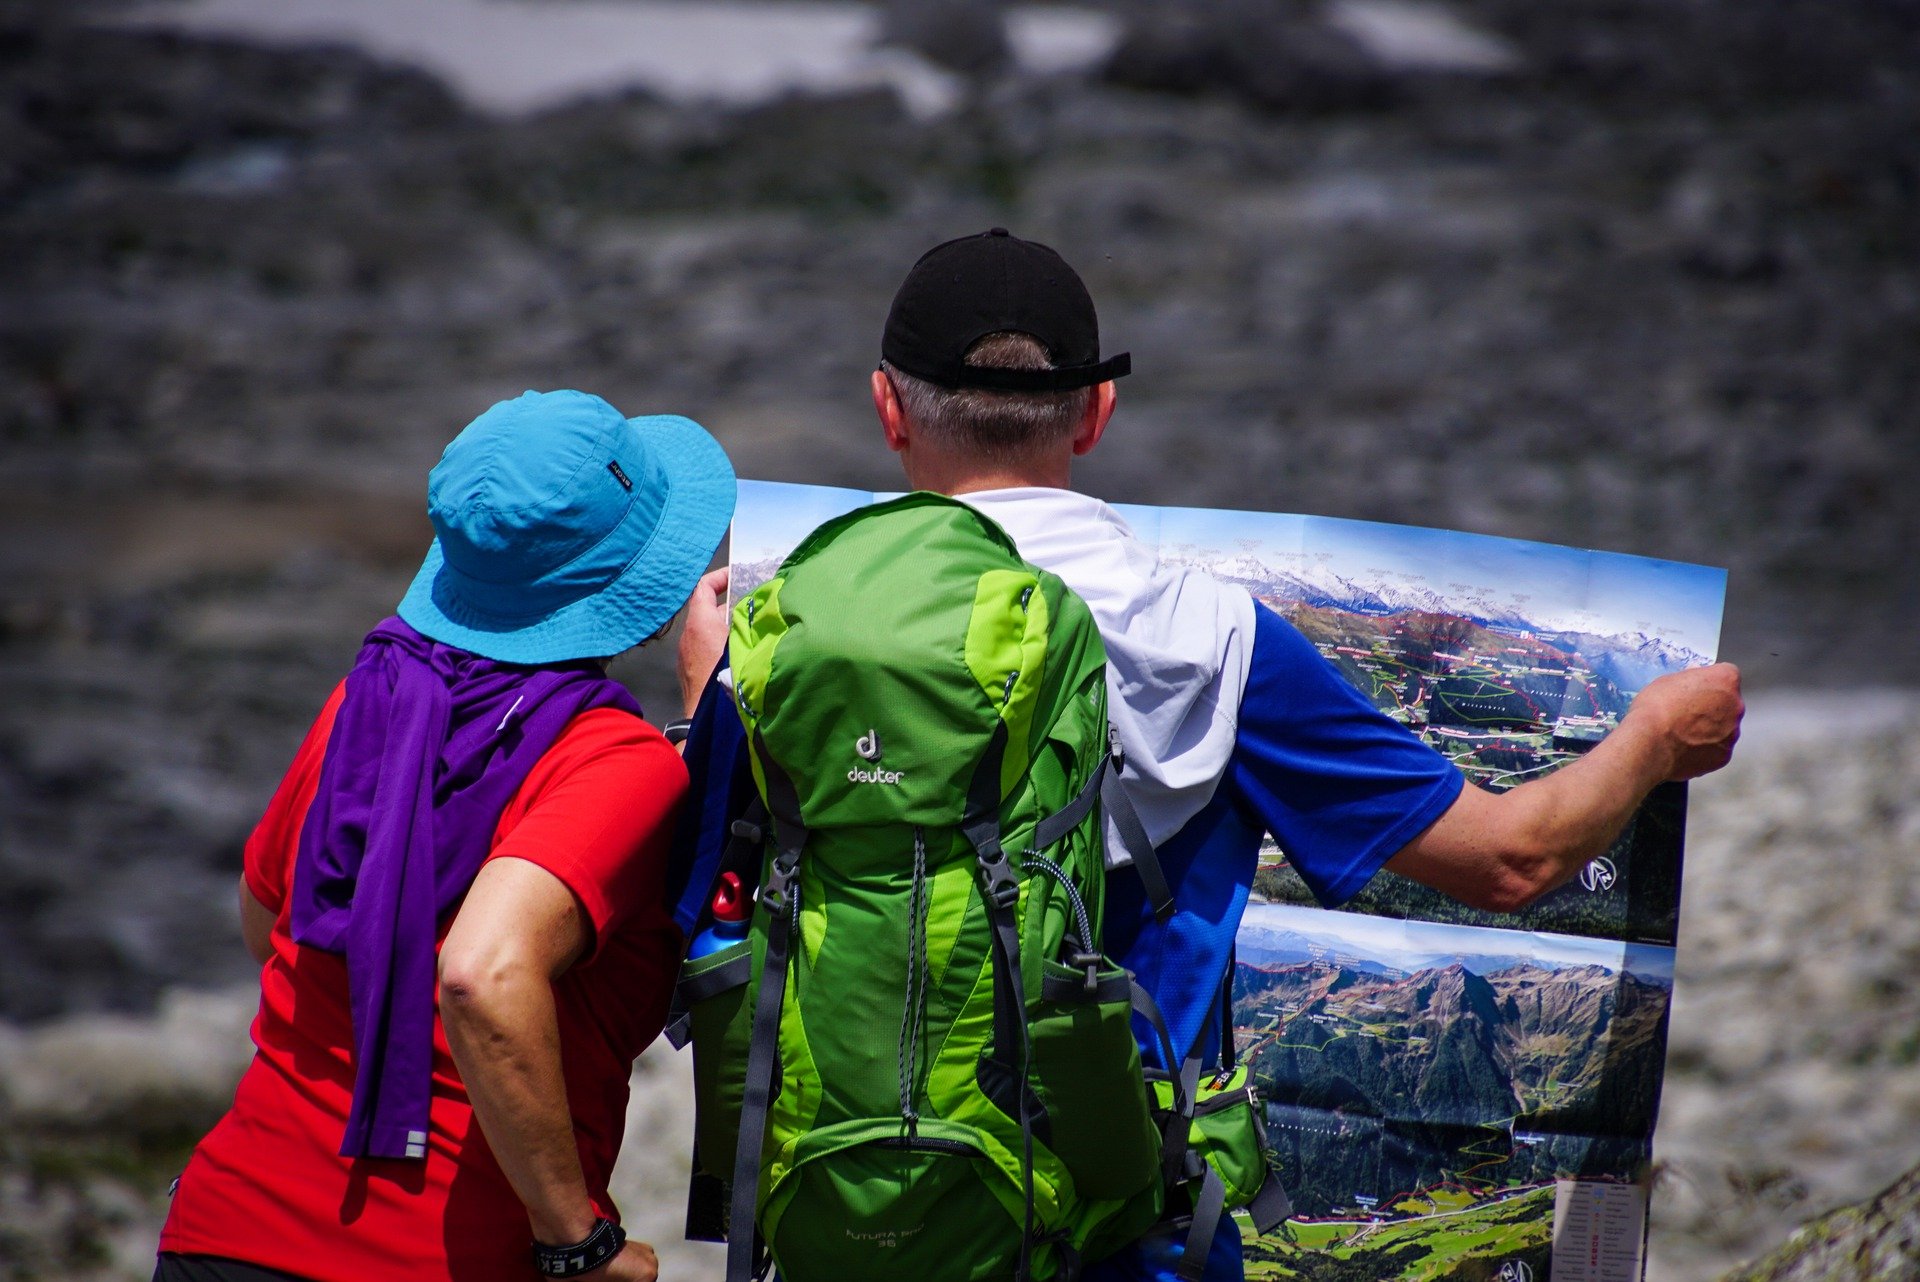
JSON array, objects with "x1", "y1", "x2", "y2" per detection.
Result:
[
  {"x1": 682, "y1": 938, "x2": 756, "y2": 1179},
  {"x1": 1029, "y1": 958, "x2": 1163, "y2": 1202}
]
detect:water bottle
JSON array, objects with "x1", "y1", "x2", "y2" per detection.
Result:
[{"x1": 687, "y1": 870, "x2": 752, "y2": 959}]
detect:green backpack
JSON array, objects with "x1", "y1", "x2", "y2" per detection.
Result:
[{"x1": 680, "y1": 493, "x2": 1169, "y2": 1282}]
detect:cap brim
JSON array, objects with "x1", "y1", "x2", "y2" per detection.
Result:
[{"x1": 397, "y1": 414, "x2": 736, "y2": 665}]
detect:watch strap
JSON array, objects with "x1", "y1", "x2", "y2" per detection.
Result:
[{"x1": 533, "y1": 1217, "x2": 626, "y2": 1278}]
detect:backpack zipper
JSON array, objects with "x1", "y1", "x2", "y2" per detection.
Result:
[{"x1": 871, "y1": 1135, "x2": 981, "y2": 1157}]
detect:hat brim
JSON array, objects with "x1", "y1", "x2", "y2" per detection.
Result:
[{"x1": 396, "y1": 414, "x2": 737, "y2": 665}]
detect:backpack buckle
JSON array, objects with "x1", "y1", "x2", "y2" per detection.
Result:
[
  {"x1": 762, "y1": 850, "x2": 800, "y2": 912},
  {"x1": 730, "y1": 818, "x2": 764, "y2": 844},
  {"x1": 975, "y1": 842, "x2": 1020, "y2": 910}
]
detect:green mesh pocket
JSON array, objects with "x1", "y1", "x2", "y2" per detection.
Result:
[
  {"x1": 762, "y1": 1119, "x2": 1022, "y2": 1282},
  {"x1": 1152, "y1": 1067, "x2": 1274, "y2": 1205},
  {"x1": 1152, "y1": 1066, "x2": 1269, "y2": 1207},
  {"x1": 1029, "y1": 959, "x2": 1161, "y2": 1201},
  {"x1": 1192, "y1": 1066, "x2": 1268, "y2": 1205},
  {"x1": 682, "y1": 939, "x2": 755, "y2": 1178}
]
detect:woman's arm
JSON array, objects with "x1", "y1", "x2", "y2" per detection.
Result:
[
  {"x1": 439, "y1": 856, "x2": 658, "y2": 1282},
  {"x1": 239, "y1": 878, "x2": 275, "y2": 966}
]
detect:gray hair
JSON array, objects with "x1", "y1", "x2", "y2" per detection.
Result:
[{"x1": 881, "y1": 332, "x2": 1091, "y2": 463}]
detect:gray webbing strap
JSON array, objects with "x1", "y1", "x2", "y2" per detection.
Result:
[
  {"x1": 724, "y1": 864, "x2": 793, "y2": 1282},
  {"x1": 1128, "y1": 981, "x2": 1182, "y2": 1100},
  {"x1": 1040, "y1": 968, "x2": 1130, "y2": 1004},
  {"x1": 1104, "y1": 770, "x2": 1175, "y2": 923},
  {"x1": 1030, "y1": 757, "x2": 1106, "y2": 853},
  {"x1": 1162, "y1": 1055, "x2": 1204, "y2": 1188},
  {"x1": 960, "y1": 721, "x2": 1034, "y2": 1281},
  {"x1": 676, "y1": 949, "x2": 754, "y2": 1005},
  {"x1": 1245, "y1": 1172, "x2": 1293, "y2": 1236},
  {"x1": 666, "y1": 945, "x2": 755, "y2": 1049},
  {"x1": 982, "y1": 880, "x2": 1033, "y2": 1281},
  {"x1": 1218, "y1": 948, "x2": 1237, "y2": 1071},
  {"x1": 725, "y1": 736, "x2": 805, "y2": 1282},
  {"x1": 1177, "y1": 1167, "x2": 1228, "y2": 1282}
]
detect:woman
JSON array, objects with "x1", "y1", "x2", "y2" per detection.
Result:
[{"x1": 156, "y1": 389, "x2": 736, "y2": 1282}]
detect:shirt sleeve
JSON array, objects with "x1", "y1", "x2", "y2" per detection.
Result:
[
  {"x1": 486, "y1": 710, "x2": 690, "y2": 959},
  {"x1": 242, "y1": 682, "x2": 348, "y2": 915},
  {"x1": 1226, "y1": 605, "x2": 1463, "y2": 907}
]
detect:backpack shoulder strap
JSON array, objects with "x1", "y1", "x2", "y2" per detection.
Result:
[
  {"x1": 725, "y1": 736, "x2": 807, "y2": 1282},
  {"x1": 1105, "y1": 750, "x2": 1175, "y2": 923}
]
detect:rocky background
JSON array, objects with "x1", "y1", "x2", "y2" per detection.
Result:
[{"x1": 2, "y1": 1, "x2": 1916, "y2": 1279}]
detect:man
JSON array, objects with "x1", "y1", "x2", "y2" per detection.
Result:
[
  {"x1": 674, "y1": 231, "x2": 1743, "y2": 1281},
  {"x1": 158, "y1": 390, "x2": 737, "y2": 1282}
]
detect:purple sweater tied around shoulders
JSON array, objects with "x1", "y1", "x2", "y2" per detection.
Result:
[{"x1": 289, "y1": 617, "x2": 641, "y2": 1161}]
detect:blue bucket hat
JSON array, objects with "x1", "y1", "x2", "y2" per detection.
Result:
[{"x1": 397, "y1": 389, "x2": 736, "y2": 665}]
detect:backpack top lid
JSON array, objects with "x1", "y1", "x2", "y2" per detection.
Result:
[{"x1": 730, "y1": 491, "x2": 1102, "y2": 831}]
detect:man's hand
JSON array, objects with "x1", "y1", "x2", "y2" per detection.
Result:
[
  {"x1": 676, "y1": 566, "x2": 731, "y2": 719},
  {"x1": 1388, "y1": 660, "x2": 1744, "y2": 912},
  {"x1": 600, "y1": 1240, "x2": 659, "y2": 1282},
  {"x1": 1623, "y1": 661, "x2": 1744, "y2": 781}
]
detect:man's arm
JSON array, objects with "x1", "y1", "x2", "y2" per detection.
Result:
[
  {"x1": 439, "y1": 857, "x2": 658, "y2": 1282},
  {"x1": 1385, "y1": 662, "x2": 1743, "y2": 911}
]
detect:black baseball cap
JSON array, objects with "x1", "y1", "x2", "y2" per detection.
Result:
[{"x1": 881, "y1": 228, "x2": 1132, "y2": 392}]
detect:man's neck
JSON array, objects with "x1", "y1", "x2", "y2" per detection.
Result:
[{"x1": 902, "y1": 451, "x2": 1071, "y2": 497}]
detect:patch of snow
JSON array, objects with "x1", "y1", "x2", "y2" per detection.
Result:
[
  {"x1": 1005, "y1": 6, "x2": 1122, "y2": 76},
  {"x1": 105, "y1": 0, "x2": 1116, "y2": 120},
  {"x1": 1327, "y1": 0, "x2": 1522, "y2": 75}
]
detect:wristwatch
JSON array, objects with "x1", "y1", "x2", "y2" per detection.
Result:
[
  {"x1": 662, "y1": 718, "x2": 693, "y2": 745},
  {"x1": 533, "y1": 1217, "x2": 626, "y2": 1278}
]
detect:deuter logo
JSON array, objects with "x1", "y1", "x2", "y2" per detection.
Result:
[
  {"x1": 846, "y1": 1224, "x2": 924, "y2": 1249},
  {"x1": 848, "y1": 727, "x2": 904, "y2": 784}
]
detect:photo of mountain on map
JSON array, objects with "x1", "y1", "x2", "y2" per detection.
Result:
[
  {"x1": 1234, "y1": 904, "x2": 1673, "y2": 1280},
  {"x1": 729, "y1": 481, "x2": 1724, "y2": 1281},
  {"x1": 1113, "y1": 502, "x2": 1723, "y2": 948},
  {"x1": 729, "y1": 481, "x2": 890, "y2": 602},
  {"x1": 732, "y1": 482, "x2": 1723, "y2": 946}
]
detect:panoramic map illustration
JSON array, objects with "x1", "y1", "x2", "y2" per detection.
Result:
[{"x1": 730, "y1": 481, "x2": 1726, "y2": 1282}]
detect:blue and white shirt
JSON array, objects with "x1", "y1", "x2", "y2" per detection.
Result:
[{"x1": 956, "y1": 489, "x2": 1461, "y2": 1072}]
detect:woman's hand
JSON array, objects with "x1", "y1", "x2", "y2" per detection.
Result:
[
  {"x1": 676, "y1": 566, "x2": 731, "y2": 719},
  {"x1": 600, "y1": 1239, "x2": 659, "y2": 1282}
]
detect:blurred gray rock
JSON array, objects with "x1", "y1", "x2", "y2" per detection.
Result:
[
  {"x1": 1648, "y1": 693, "x2": 1920, "y2": 1281},
  {"x1": 1104, "y1": 0, "x2": 1397, "y2": 113},
  {"x1": 1721, "y1": 1160, "x2": 1920, "y2": 1281},
  {"x1": 879, "y1": 0, "x2": 1010, "y2": 78}
]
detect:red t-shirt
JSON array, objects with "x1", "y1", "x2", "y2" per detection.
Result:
[{"x1": 161, "y1": 684, "x2": 687, "y2": 1282}]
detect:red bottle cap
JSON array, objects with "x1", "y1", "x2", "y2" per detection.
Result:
[{"x1": 711, "y1": 870, "x2": 751, "y2": 922}]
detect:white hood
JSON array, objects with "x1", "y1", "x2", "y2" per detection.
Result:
[{"x1": 960, "y1": 488, "x2": 1255, "y2": 867}]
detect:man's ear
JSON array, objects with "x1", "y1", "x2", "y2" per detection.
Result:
[
  {"x1": 872, "y1": 368, "x2": 909, "y2": 454},
  {"x1": 1071, "y1": 380, "x2": 1118, "y2": 457}
]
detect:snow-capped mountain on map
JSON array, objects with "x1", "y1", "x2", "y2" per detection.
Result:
[
  {"x1": 1568, "y1": 630, "x2": 1709, "y2": 690},
  {"x1": 1235, "y1": 925, "x2": 1399, "y2": 977},
  {"x1": 1170, "y1": 548, "x2": 1707, "y2": 685}
]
